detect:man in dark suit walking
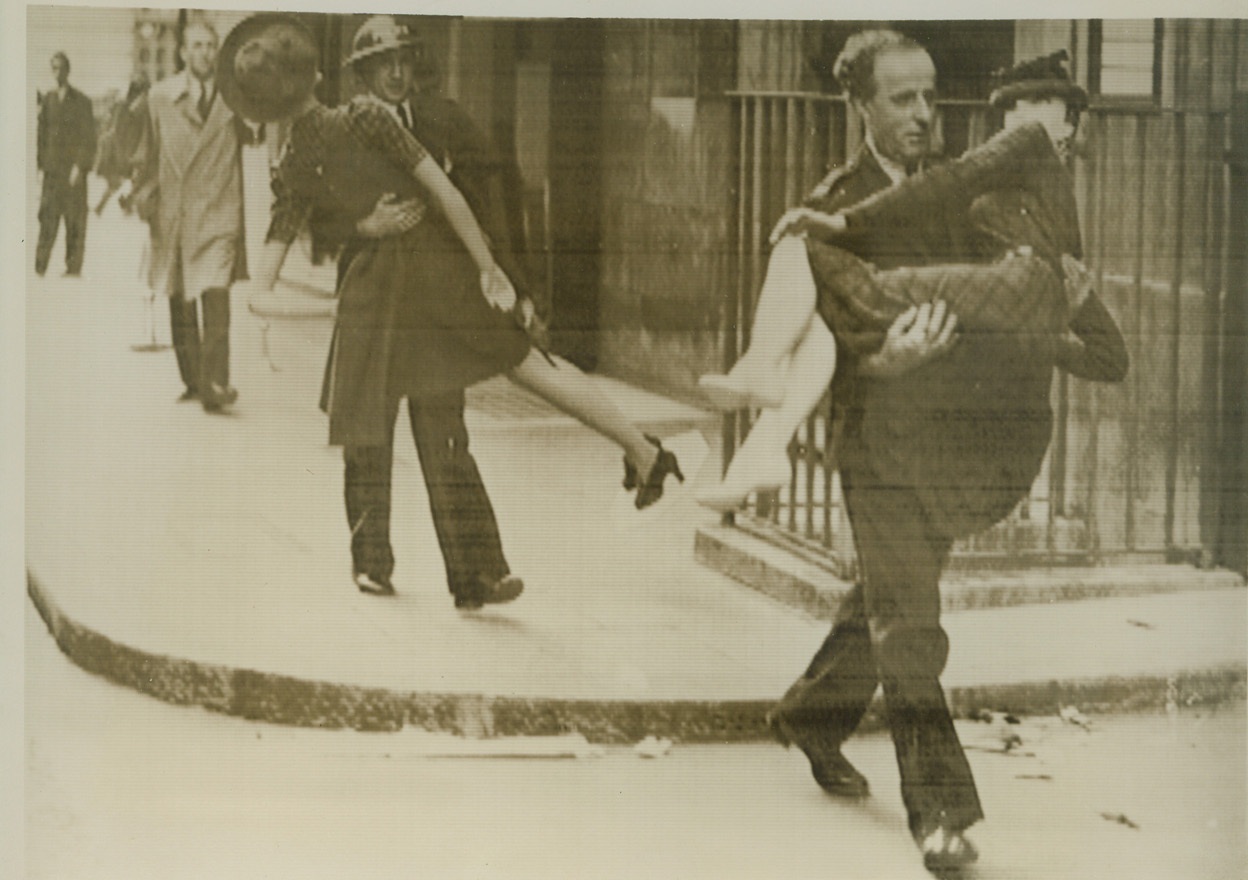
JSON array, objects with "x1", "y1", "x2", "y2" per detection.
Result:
[{"x1": 35, "y1": 51, "x2": 96, "y2": 278}]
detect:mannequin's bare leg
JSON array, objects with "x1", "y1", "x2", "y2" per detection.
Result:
[
  {"x1": 699, "y1": 235, "x2": 817, "y2": 411},
  {"x1": 508, "y1": 350, "x2": 660, "y2": 482},
  {"x1": 696, "y1": 317, "x2": 837, "y2": 511}
]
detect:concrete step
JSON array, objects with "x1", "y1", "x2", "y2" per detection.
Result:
[{"x1": 696, "y1": 520, "x2": 1244, "y2": 618}]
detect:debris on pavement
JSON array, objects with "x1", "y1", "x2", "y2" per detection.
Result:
[
  {"x1": 395, "y1": 731, "x2": 606, "y2": 760},
  {"x1": 1059, "y1": 705, "x2": 1093, "y2": 730},
  {"x1": 634, "y1": 735, "x2": 673, "y2": 758},
  {"x1": 967, "y1": 710, "x2": 1025, "y2": 752},
  {"x1": 1099, "y1": 811, "x2": 1141, "y2": 830}
]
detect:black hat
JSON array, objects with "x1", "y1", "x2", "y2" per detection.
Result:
[
  {"x1": 219, "y1": 13, "x2": 320, "y2": 124},
  {"x1": 989, "y1": 50, "x2": 1088, "y2": 112}
]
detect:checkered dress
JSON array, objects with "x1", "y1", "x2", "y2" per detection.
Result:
[{"x1": 266, "y1": 98, "x2": 530, "y2": 446}]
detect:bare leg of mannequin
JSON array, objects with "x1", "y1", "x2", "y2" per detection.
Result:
[
  {"x1": 699, "y1": 235, "x2": 817, "y2": 411},
  {"x1": 508, "y1": 349, "x2": 660, "y2": 483},
  {"x1": 695, "y1": 317, "x2": 837, "y2": 511}
]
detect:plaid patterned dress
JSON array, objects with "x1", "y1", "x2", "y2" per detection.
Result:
[
  {"x1": 267, "y1": 99, "x2": 530, "y2": 446},
  {"x1": 803, "y1": 122, "x2": 1127, "y2": 538}
]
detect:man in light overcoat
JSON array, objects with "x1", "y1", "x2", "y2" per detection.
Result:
[{"x1": 138, "y1": 20, "x2": 247, "y2": 411}]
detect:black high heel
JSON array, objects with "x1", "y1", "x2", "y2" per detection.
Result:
[{"x1": 632, "y1": 437, "x2": 685, "y2": 510}]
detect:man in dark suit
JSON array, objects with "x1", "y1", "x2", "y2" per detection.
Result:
[
  {"x1": 765, "y1": 30, "x2": 985, "y2": 872},
  {"x1": 36, "y1": 52, "x2": 96, "y2": 277},
  {"x1": 326, "y1": 15, "x2": 525, "y2": 610}
]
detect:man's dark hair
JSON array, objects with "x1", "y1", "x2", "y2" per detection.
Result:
[
  {"x1": 833, "y1": 29, "x2": 926, "y2": 102},
  {"x1": 51, "y1": 51, "x2": 70, "y2": 74},
  {"x1": 182, "y1": 18, "x2": 220, "y2": 48}
]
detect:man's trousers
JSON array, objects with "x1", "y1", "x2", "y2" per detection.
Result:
[
  {"x1": 169, "y1": 286, "x2": 231, "y2": 397},
  {"x1": 772, "y1": 455, "x2": 984, "y2": 840},
  {"x1": 343, "y1": 389, "x2": 510, "y2": 602},
  {"x1": 35, "y1": 173, "x2": 88, "y2": 276}
]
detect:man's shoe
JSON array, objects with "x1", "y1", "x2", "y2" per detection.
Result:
[
  {"x1": 354, "y1": 572, "x2": 396, "y2": 597},
  {"x1": 768, "y1": 709, "x2": 869, "y2": 798},
  {"x1": 178, "y1": 388, "x2": 199, "y2": 402},
  {"x1": 917, "y1": 826, "x2": 978, "y2": 873},
  {"x1": 201, "y1": 383, "x2": 238, "y2": 412},
  {"x1": 807, "y1": 750, "x2": 870, "y2": 799},
  {"x1": 455, "y1": 573, "x2": 524, "y2": 611}
]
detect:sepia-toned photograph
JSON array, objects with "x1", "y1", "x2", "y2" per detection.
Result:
[{"x1": 15, "y1": 4, "x2": 1248, "y2": 878}]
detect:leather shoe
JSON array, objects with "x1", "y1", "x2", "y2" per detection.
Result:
[
  {"x1": 354, "y1": 572, "x2": 396, "y2": 597},
  {"x1": 768, "y1": 709, "x2": 869, "y2": 798},
  {"x1": 201, "y1": 383, "x2": 238, "y2": 412},
  {"x1": 917, "y1": 826, "x2": 978, "y2": 873},
  {"x1": 178, "y1": 388, "x2": 198, "y2": 402},
  {"x1": 455, "y1": 573, "x2": 524, "y2": 610}
]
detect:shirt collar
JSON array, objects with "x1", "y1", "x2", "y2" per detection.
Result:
[
  {"x1": 184, "y1": 71, "x2": 215, "y2": 101},
  {"x1": 864, "y1": 132, "x2": 911, "y2": 186},
  {"x1": 358, "y1": 93, "x2": 409, "y2": 126}
]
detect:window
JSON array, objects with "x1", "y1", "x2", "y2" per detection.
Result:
[{"x1": 1089, "y1": 19, "x2": 1163, "y2": 100}]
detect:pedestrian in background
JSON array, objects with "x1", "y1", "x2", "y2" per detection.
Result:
[
  {"x1": 35, "y1": 51, "x2": 96, "y2": 278},
  {"x1": 135, "y1": 19, "x2": 248, "y2": 412},
  {"x1": 94, "y1": 73, "x2": 150, "y2": 216}
]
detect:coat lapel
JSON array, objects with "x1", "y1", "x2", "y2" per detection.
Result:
[{"x1": 178, "y1": 79, "x2": 233, "y2": 174}]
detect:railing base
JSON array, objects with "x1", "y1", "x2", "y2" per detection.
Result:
[{"x1": 695, "y1": 521, "x2": 1243, "y2": 620}]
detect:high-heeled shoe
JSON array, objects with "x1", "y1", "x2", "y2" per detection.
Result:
[
  {"x1": 916, "y1": 825, "x2": 978, "y2": 872},
  {"x1": 623, "y1": 435, "x2": 685, "y2": 510}
]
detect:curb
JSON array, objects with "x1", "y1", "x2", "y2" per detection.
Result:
[
  {"x1": 28, "y1": 571, "x2": 1246, "y2": 744},
  {"x1": 695, "y1": 522, "x2": 1246, "y2": 618}
]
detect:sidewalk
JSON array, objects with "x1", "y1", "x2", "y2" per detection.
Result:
[{"x1": 25, "y1": 202, "x2": 1248, "y2": 743}]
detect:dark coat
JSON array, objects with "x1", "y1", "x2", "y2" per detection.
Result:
[
  {"x1": 37, "y1": 85, "x2": 96, "y2": 178},
  {"x1": 405, "y1": 93, "x2": 532, "y2": 299},
  {"x1": 805, "y1": 141, "x2": 1126, "y2": 539},
  {"x1": 94, "y1": 95, "x2": 148, "y2": 184}
]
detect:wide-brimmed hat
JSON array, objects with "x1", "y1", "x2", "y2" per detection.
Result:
[
  {"x1": 219, "y1": 13, "x2": 320, "y2": 123},
  {"x1": 344, "y1": 15, "x2": 424, "y2": 68},
  {"x1": 989, "y1": 50, "x2": 1088, "y2": 112}
]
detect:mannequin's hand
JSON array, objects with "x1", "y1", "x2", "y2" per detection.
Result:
[
  {"x1": 1061, "y1": 254, "x2": 1095, "y2": 314},
  {"x1": 480, "y1": 266, "x2": 517, "y2": 312},
  {"x1": 768, "y1": 207, "x2": 846, "y2": 245}
]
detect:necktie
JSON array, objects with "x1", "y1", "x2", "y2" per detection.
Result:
[
  {"x1": 198, "y1": 87, "x2": 212, "y2": 122},
  {"x1": 396, "y1": 102, "x2": 411, "y2": 131}
]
